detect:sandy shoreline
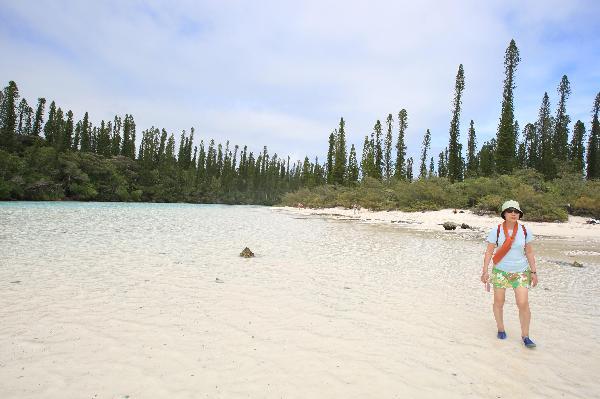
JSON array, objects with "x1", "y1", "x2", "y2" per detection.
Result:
[
  {"x1": 276, "y1": 206, "x2": 600, "y2": 270},
  {"x1": 276, "y1": 206, "x2": 600, "y2": 242}
]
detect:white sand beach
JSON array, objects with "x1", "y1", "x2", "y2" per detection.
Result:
[
  {"x1": 281, "y1": 206, "x2": 600, "y2": 242},
  {"x1": 1, "y1": 203, "x2": 599, "y2": 399},
  {"x1": 282, "y1": 206, "x2": 600, "y2": 267}
]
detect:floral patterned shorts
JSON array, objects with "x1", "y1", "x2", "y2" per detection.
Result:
[{"x1": 491, "y1": 268, "x2": 531, "y2": 289}]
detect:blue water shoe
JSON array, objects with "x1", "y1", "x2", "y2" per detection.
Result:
[
  {"x1": 523, "y1": 336, "x2": 536, "y2": 348},
  {"x1": 497, "y1": 331, "x2": 507, "y2": 339}
]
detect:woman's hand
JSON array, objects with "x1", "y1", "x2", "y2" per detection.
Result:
[
  {"x1": 531, "y1": 273, "x2": 538, "y2": 287},
  {"x1": 481, "y1": 271, "x2": 489, "y2": 284}
]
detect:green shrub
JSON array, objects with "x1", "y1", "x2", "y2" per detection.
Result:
[
  {"x1": 511, "y1": 169, "x2": 548, "y2": 192},
  {"x1": 279, "y1": 173, "x2": 579, "y2": 222},
  {"x1": 476, "y1": 194, "x2": 503, "y2": 213},
  {"x1": 69, "y1": 182, "x2": 98, "y2": 200},
  {"x1": 0, "y1": 178, "x2": 11, "y2": 200},
  {"x1": 116, "y1": 186, "x2": 130, "y2": 201},
  {"x1": 514, "y1": 185, "x2": 567, "y2": 222},
  {"x1": 25, "y1": 179, "x2": 64, "y2": 200},
  {"x1": 572, "y1": 196, "x2": 600, "y2": 218},
  {"x1": 547, "y1": 172, "x2": 586, "y2": 202},
  {"x1": 130, "y1": 189, "x2": 143, "y2": 202},
  {"x1": 391, "y1": 178, "x2": 455, "y2": 210}
]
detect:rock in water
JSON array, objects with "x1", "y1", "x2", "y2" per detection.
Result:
[
  {"x1": 572, "y1": 261, "x2": 584, "y2": 268},
  {"x1": 443, "y1": 222, "x2": 458, "y2": 230},
  {"x1": 461, "y1": 223, "x2": 471, "y2": 229},
  {"x1": 240, "y1": 247, "x2": 255, "y2": 258}
]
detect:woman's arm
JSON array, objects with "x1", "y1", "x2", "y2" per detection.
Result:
[
  {"x1": 481, "y1": 243, "x2": 495, "y2": 283},
  {"x1": 525, "y1": 243, "x2": 538, "y2": 287}
]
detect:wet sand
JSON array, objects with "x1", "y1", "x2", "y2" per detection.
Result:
[{"x1": 282, "y1": 206, "x2": 600, "y2": 267}]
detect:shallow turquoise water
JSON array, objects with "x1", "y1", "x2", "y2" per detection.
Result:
[{"x1": 0, "y1": 202, "x2": 599, "y2": 398}]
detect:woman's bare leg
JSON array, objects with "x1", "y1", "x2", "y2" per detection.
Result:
[
  {"x1": 514, "y1": 287, "x2": 531, "y2": 337},
  {"x1": 493, "y1": 288, "x2": 506, "y2": 331}
]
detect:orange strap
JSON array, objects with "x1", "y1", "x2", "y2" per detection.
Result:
[{"x1": 492, "y1": 222, "x2": 519, "y2": 265}]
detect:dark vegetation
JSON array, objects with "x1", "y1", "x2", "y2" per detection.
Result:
[{"x1": 1, "y1": 40, "x2": 599, "y2": 220}]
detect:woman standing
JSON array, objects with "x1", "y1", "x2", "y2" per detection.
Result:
[{"x1": 481, "y1": 200, "x2": 538, "y2": 348}]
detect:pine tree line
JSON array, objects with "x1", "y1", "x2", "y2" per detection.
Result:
[
  {"x1": 434, "y1": 41, "x2": 597, "y2": 182},
  {"x1": 321, "y1": 40, "x2": 597, "y2": 185},
  {"x1": 1, "y1": 38, "x2": 599, "y2": 205},
  {"x1": 0, "y1": 81, "x2": 326, "y2": 203}
]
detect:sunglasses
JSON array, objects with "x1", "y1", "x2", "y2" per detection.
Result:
[{"x1": 505, "y1": 208, "x2": 520, "y2": 214}]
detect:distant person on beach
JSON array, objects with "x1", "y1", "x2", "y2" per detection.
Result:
[{"x1": 481, "y1": 200, "x2": 538, "y2": 348}]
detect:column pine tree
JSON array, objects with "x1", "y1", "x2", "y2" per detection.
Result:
[
  {"x1": 333, "y1": 118, "x2": 347, "y2": 184},
  {"x1": 419, "y1": 129, "x2": 431, "y2": 179},
  {"x1": 373, "y1": 120, "x2": 383, "y2": 179},
  {"x1": 384, "y1": 114, "x2": 393, "y2": 180},
  {"x1": 537, "y1": 92, "x2": 555, "y2": 179},
  {"x1": 570, "y1": 120, "x2": 586, "y2": 175},
  {"x1": 586, "y1": 92, "x2": 600, "y2": 179},
  {"x1": 0, "y1": 81, "x2": 19, "y2": 150},
  {"x1": 466, "y1": 120, "x2": 477, "y2": 177},
  {"x1": 326, "y1": 131, "x2": 335, "y2": 184},
  {"x1": 553, "y1": 75, "x2": 571, "y2": 162},
  {"x1": 348, "y1": 144, "x2": 359, "y2": 184},
  {"x1": 496, "y1": 39, "x2": 520, "y2": 174},
  {"x1": 394, "y1": 109, "x2": 408, "y2": 179},
  {"x1": 447, "y1": 64, "x2": 465, "y2": 182},
  {"x1": 32, "y1": 98, "x2": 46, "y2": 137}
]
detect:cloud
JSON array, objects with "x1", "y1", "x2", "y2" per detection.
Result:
[{"x1": 1, "y1": 0, "x2": 599, "y2": 165}]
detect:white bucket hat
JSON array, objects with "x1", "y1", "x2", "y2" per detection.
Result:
[{"x1": 501, "y1": 200, "x2": 523, "y2": 219}]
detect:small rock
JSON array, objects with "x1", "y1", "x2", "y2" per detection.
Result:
[
  {"x1": 240, "y1": 247, "x2": 255, "y2": 258},
  {"x1": 459, "y1": 210, "x2": 465, "y2": 213},
  {"x1": 460, "y1": 223, "x2": 471, "y2": 229},
  {"x1": 443, "y1": 222, "x2": 458, "y2": 230},
  {"x1": 215, "y1": 278, "x2": 224, "y2": 283},
  {"x1": 10, "y1": 280, "x2": 21, "y2": 284},
  {"x1": 572, "y1": 261, "x2": 584, "y2": 268},
  {"x1": 475, "y1": 209, "x2": 494, "y2": 216}
]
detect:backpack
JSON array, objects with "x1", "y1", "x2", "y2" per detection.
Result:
[{"x1": 496, "y1": 223, "x2": 527, "y2": 247}]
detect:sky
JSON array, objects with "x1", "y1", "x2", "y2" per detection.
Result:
[{"x1": 1, "y1": 0, "x2": 599, "y2": 166}]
